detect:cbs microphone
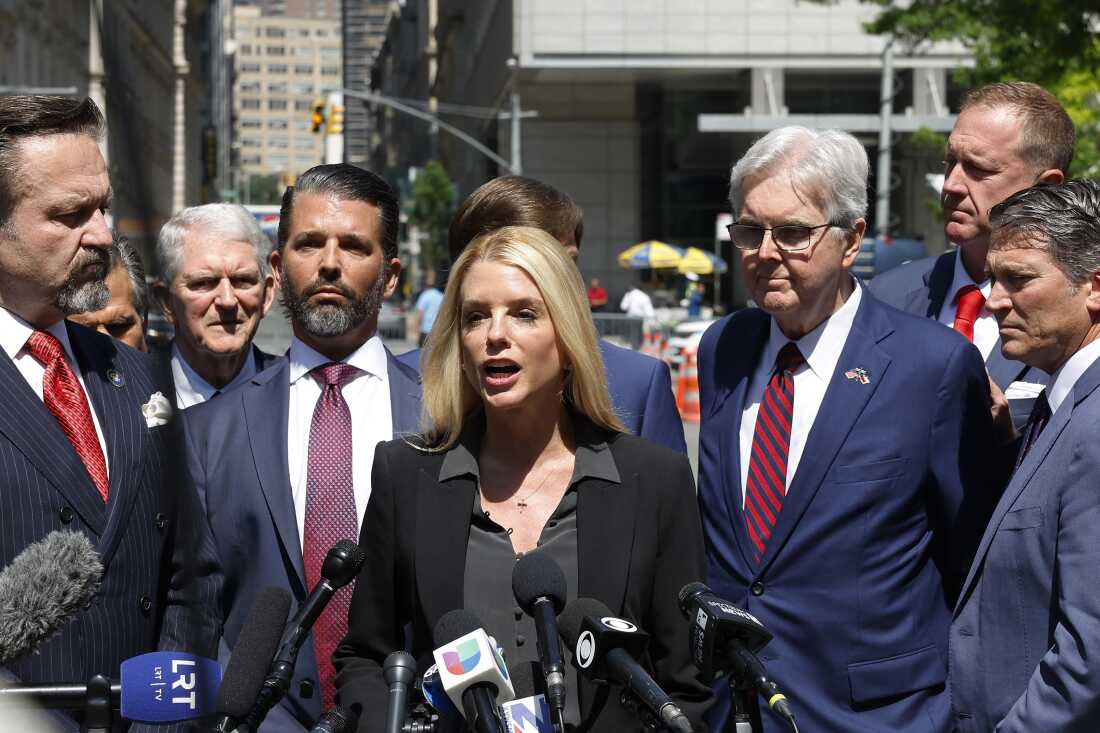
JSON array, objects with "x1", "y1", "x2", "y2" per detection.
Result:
[
  {"x1": 432, "y1": 610, "x2": 514, "y2": 733},
  {"x1": 558, "y1": 598, "x2": 693, "y2": 733}
]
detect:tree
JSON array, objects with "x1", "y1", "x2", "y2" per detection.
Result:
[
  {"x1": 244, "y1": 173, "x2": 285, "y2": 205},
  {"x1": 408, "y1": 161, "x2": 456, "y2": 270}
]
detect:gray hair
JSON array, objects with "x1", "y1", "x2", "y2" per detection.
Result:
[
  {"x1": 990, "y1": 180, "x2": 1100, "y2": 286},
  {"x1": 109, "y1": 236, "x2": 149, "y2": 321},
  {"x1": 729, "y1": 126, "x2": 869, "y2": 227},
  {"x1": 156, "y1": 203, "x2": 271, "y2": 285}
]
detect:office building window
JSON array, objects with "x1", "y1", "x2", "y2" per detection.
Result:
[
  {"x1": 241, "y1": 99, "x2": 261, "y2": 109},
  {"x1": 266, "y1": 46, "x2": 285, "y2": 56},
  {"x1": 294, "y1": 64, "x2": 314, "y2": 75},
  {"x1": 268, "y1": 63, "x2": 288, "y2": 74},
  {"x1": 265, "y1": 27, "x2": 286, "y2": 38},
  {"x1": 240, "y1": 63, "x2": 261, "y2": 73},
  {"x1": 321, "y1": 66, "x2": 339, "y2": 76},
  {"x1": 269, "y1": 99, "x2": 288, "y2": 111}
]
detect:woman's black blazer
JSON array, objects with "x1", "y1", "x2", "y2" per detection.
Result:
[{"x1": 333, "y1": 428, "x2": 712, "y2": 731}]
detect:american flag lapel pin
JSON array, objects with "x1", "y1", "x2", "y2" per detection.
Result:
[{"x1": 844, "y1": 367, "x2": 870, "y2": 385}]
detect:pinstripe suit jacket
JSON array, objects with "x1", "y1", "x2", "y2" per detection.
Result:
[{"x1": 0, "y1": 322, "x2": 220, "y2": 697}]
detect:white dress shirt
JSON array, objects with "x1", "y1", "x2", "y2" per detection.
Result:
[
  {"x1": 1044, "y1": 337, "x2": 1100, "y2": 415},
  {"x1": 936, "y1": 248, "x2": 999, "y2": 360},
  {"x1": 738, "y1": 281, "x2": 863, "y2": 505},
  {"x1": 171, "y1": 343, "x2": 259, "y2": 409},
  {"x1": 286, "y1": 334, "x2": 393, "y2": 549},
  {"x1": 0, "y1": 307, "x2": 110, "y2": 473}
]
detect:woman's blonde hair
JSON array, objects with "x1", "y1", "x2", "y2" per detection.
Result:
[{"x1": 420, "y1": 226, "x2": 624, "y2": 449}]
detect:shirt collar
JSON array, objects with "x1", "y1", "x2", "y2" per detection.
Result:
[
  {"x1": 171, "y1": 342, "x2": 259, "y2": 404},
  {"x1": 287, "y1": 334, "x2": 388, "y2": 386},
  {"x1": 765, "y1": 277, "x2": 863, "y2": 382},
  {"x1": 439, "y1": 411, "x2": 621, "y2": 486},
  {"x1": 0, "y1": 308, "x2": 78, "y2": 365},
  {"x1": 1045, "y1": 337, "x2": 1100, "y2": 415},
  {"x1": 948, "y1": 247, "x2": 992, "y2": 301}
]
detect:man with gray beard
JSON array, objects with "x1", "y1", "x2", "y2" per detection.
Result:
[
  {"x1": 0, "y1": 95, "x2": 220, "y2": 726},
  {"x1": 180, "y1": 164, "x2": 421, "y2": 731}
]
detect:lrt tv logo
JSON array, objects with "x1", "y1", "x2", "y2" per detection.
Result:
[{"x1": 443, "y1": 638, "x2": 482, "y2": 675}]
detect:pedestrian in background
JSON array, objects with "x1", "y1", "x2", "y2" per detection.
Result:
[{"x1": 412, "y1": 269, "x2": 443, "y2": 347}]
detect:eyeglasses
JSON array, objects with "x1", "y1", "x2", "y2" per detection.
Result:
[{"x1": 727, "y1": 223, "x2": 842, "y2": 252}]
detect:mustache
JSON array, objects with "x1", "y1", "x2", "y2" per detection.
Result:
[
  {"x1": 75, "y1": 247, "x2": 110, "y2": 273},
  {"x1": 298, "y1": 279, "x2": 356, "y2": 301}
]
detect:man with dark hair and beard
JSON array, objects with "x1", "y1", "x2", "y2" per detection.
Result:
[
  {"x1": 181, "y1": 163, "x2": 421, "y2": 731},
  {"x1": 0, "y1": 95, "x2": 220, "y2": 725}
]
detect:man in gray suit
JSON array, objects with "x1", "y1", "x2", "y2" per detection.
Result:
[
  {"x1": 951, "y1": 180, "x2": 1100, "y2": 731},
  {"x1": 869, "y1": 82, "x2": 1072, "y2": 429}
]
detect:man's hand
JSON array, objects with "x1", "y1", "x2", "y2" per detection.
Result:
[{"x1": 988, "y1": 373, "x2": 1017, "y2": 446}]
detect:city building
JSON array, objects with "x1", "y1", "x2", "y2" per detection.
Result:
[
  {"x1": 231, "y1": 4, "x2": 342, "y2": 186},
  {"x1": 342, "y1": 0, "x2": 394, "y2": 168},
  {"x1": 242, "y1": 0, "x2": 341, "y2": 20}
]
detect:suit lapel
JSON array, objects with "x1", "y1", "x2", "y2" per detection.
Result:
[
  {"x1": 414, "y1": 469, "x2": 474, "y2": 628},
  {"x1": 577, "y1": 473, "x2": 635, "y2": 615},
  {"x1": 759, "y1": 296, "x2": 892, "y2": 571},
  {"x1": 924, "y1": 251, "x2": 955, "y2": 319},
  {"x1": 243, "y1": 361, "x2": 306, "y2": 592},
  {"x1": 386, "y1": 348, "x2": 422, "y2": 436}
]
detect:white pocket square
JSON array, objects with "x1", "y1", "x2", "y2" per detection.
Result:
[{"x1": 1004, "y1": 382, "x2": 1045, "y2": 400}]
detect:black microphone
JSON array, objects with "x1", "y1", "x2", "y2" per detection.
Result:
[
  {"x1": 384, "y1": 651, "x2": 417, "y2": 733},
  {"x1": 245, "y1": 539, "x2": 366, "y2": 729},
  {"x1": 209, "y1": 586, "x2": 292, "y2": 733},
  {"x1": 0, "y1": 530, "x2": 102, "y2": 664},
  {"x1": 511, "y1": 551, "x2": 567, "y2": 731},
  {"x1": 677, "y1": 583, "x2": 795, "y2": 726},
  {"x1": 558, "y1": 598, "x2": 693, "y2": 733},
  {"x1": 311, "y1": 705, "x2": 359, "y2": 733},
  {"x1": 432, "y1": 610, "x2": 509, "y2": 733}
]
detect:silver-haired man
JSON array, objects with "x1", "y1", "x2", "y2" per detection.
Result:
[{"x1": 154, "y1": 203, "x2": 277, "y2": 407}]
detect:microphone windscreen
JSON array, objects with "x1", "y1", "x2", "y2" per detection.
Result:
[
  {"x1": 321, "y1": 540, "x2": 366, "y2": 588},
  {"x1": 557, "y1": 597, "x2": 613, "y2": 648},
  {"x1": 433, "y1": 609, "x2": 482, "y2": 647},
  {"x1": 677, "y1": 581, "x2": 709, "y2": 618},
  {"x1": 313, "y1": 705, "x2": 359, "y2": 733},
  {"x1": 215, "y1": 586, "x2": 291, "y2": 720},
  {"x1": 0, "y1": 530, "x2": 102, "y2": 664},
  {"x1": 511, "y1": 551, "x2": 567, "y2": 615}
]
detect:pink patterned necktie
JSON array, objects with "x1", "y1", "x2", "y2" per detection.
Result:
[
  {"x1": 25, "y1": 330, "x2": 109, "y2": 502},
  {"x1": 303, "y1": 362, "x2": 361, "y2": 710}
]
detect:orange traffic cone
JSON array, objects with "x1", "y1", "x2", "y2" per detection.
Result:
[
  {"x1": 677, "y1": 348, "x2": 701, "y2": 423},
  {"x1": 641, "y1": 326, "x2": 659, "y2": 357}
]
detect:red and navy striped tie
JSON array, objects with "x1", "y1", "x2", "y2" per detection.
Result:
[{"x1": 744, "y1": 342, "x2": 804, "y2": 562}]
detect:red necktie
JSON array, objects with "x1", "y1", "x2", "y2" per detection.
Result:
[
  {"x1": 952, "y1": 285, "x2": 985, "y2": 342},
  {"x1": 25, "y1": 330, "x2": 109, "y2": 502},
  {"x1": 303, "y1": 362, "x2": 361, "y2": 710},
  {"x1": 744, "y1": 343, "x2": 804, "y2": 563}
]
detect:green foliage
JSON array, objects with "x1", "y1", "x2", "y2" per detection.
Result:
[
  {"x1": 245, "y1": 173, "x2": 285, "y2": 205},
  {"x1": 408, "y1": 161, "x2": 456, "y2": 269}
]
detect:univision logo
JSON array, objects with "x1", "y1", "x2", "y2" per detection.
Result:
[{"x1": 443, "y1": 638, "x2": 482, "y2": 675}]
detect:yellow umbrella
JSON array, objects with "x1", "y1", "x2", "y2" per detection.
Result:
[
  {"x1": 617, "y1": 240, "x2": 685, "y2": 269},
  {"x1": 677, "y1": 246, "x2": 728, "y2": 275}
]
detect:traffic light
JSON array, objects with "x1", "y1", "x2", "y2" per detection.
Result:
[
  {"x1": 310, "y1": 99, "x2": 326, "y2": 133},
  {"x1": 326, "y1": 103, "x2": 345, "y2": 135}
]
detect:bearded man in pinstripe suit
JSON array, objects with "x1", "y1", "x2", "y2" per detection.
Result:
[{"x1": 0, "y1": 96, "x2": 220, "y2": 728}]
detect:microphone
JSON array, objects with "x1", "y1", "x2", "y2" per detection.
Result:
[
  {"x1": 311, "y1": 705, "x2": 359, "y2": 733},
  {"x1": 500, "y1": 664, "x2": 554, "y2": 733},
  {"x1": 0, "y1": 530, "x2": 102, "y2": 664},
  {"x1": 558, "y1": 598, "x2": 693, "y2": 733},
  {"x1": 511, "y1": 551, "x2": 567, "y2": 730},
  {"x1": 245, "y1": 540, "x2": 366, "y2": 729},
  {"x1": 209, "y1": 586, "x2": 292, "y2": 733},
  {"x1": 420, "y1": 661, "x2": 461, "y2": 724},
  {"x1": 677, "y1": 583, "x2": 794, "y2": 726},
  {"x1": 384, "y1": 651, "x2": 417, "y2": 733},
  {"x1": 432, "y1": 610, "x2": 514, "y2": 733}
]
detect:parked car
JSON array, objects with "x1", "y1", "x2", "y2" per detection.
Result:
[{"x1": 853, "y1": 236, "x2": 928, "y2": 281}]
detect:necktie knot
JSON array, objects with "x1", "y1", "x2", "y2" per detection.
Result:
[
  {"x1": 311, "y1": 362, "x2": 360, "y2": 388},
  {"x1": 775, "y1": 343, "x2": 805, "y2": 374},
  {"x1": 26, "y1": 330, "x2": 64, "y2": 366}
]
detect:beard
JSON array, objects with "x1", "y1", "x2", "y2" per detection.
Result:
[
  {"x1": 55, "y1": 248, "x2": 110, "y2": 315},
  {"x1": 279, "y1": 263, "x2": 387, "y2": 338}
]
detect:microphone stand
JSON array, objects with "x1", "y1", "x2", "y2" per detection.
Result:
[
  {"x1": 726, "y1": 675, "x2": 760, "y2": 733},
  {"x1": 0, "y1": 676, "x2": 118, "y2": 733}
]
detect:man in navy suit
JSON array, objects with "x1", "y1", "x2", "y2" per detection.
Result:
[
  {"x1": 398, "y1": 175, "x2": 686, "y2": 452},
  {"x1": 697, "y1": 126, "x2": 995, "y2": 731},
  {"x1": 0, "y1": 96, "x2": 218, "y2": 721},
  {"x1": 951, "y1": 181, "x2": 1100, "y2": 731},
  {"x1": 869, "y1": 82, "x2": 1073, "y2": 429},
  {"x1": 184, "y1": 164, "x2": 421, "y2": 731}
]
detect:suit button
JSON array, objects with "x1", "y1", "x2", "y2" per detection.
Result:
[
  {"x1": 60, "y1": 506, "x2": 75, "y2": 524},
  {"x1": 514, "y1": 607, "x2": 524, "y2": 621},
  {"x1": 516, "y1": 635, "x2": 526, "y2": 647},
  {"x1": 138, "y1": 595, "x2": 152, "y2": 614},
  {"x1": 299, "y1": 679, "x2": 314, "y2": 698},
  {"x1": 154, "y1": 513, "x2": 168, "y2": 531},
  {"x1": 750, "y1": 581, "x2": 765, "y2": 596}
]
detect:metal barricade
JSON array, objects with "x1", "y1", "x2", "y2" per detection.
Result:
[{"x1": 592, "y1": 313, "x2": 645, "y2": 349}]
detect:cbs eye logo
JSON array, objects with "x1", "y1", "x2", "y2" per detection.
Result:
[
  {"x1": 601, "y1": 617, "x2": 637, "y2": 632},
  {"x1": 576, "y1": 631, "x2": 597, "y2": 668}
]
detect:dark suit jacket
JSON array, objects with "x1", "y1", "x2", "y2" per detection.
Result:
[
  {"x1": 332, "y1": 426, "x2": 711, "y2": 732},
  {"x1": 152, "y1": 341, "x2": 280, "y2": 411},
  {"x1": 696, "y1": 291, "x2": 996, "y2": 732},
  {"x1": 0, "y1": 323, "x2": 219, "y2": 702},
  {"x1": 951, "y1": 357, "x2": 1100, "y2": 731},
  {"x1": 397, "y1": 339, "x2": 687, "y2": 453},
  {"x1": 183, "y1": 349, "x2": 421, "y2": 731},
  {"x1": 867, "y1": 252, "x2": 1047, "y2": 429}
]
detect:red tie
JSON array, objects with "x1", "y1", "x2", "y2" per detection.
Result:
[
  {"x1": 952, "y1": 285, "x2": 985, "y2": 342},
  {"x1": 744, "y1": 343, "x2": 804, "y2": 563},
  {"x1": 25, "y1": 330, "x2": 109, "y2": 502}
]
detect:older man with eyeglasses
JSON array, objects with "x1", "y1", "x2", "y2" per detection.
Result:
[{"x1": 695, "y1": 126, "x2": 999, "y2": 732}]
